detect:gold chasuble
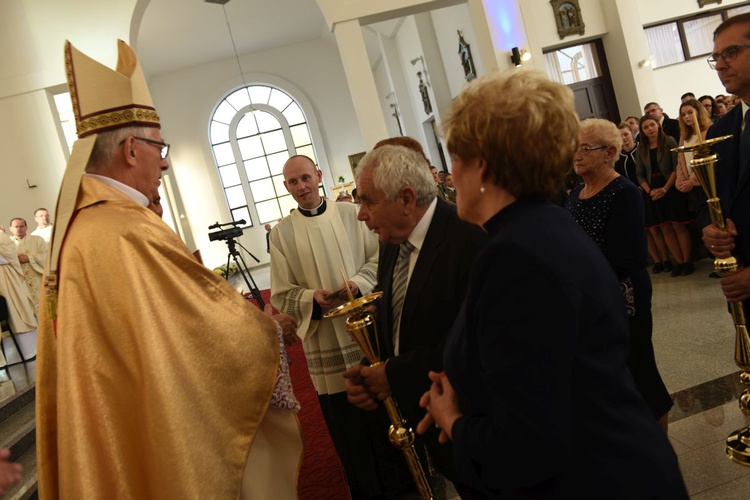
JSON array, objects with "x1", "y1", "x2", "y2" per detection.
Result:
[{"x1": 37, "y1": 40, "x2": 302, "y2": 500}]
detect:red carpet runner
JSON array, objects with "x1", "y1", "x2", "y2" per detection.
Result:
[{"x1": 256, "y1": 290, "x2": 349, "y2": 499}]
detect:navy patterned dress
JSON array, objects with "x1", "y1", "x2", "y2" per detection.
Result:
[{"x1": 566, "y1": 176, "x2": 673, "y2": 418}]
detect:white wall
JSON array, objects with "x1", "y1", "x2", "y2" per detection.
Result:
[
  {"x1": 0, "y1": 90, "x2": 67, "y2": 224},
  {"x1": 518, "y1": 0, "x2": 748, "y2": 121},
  {"x1": 148, "y1": 38, "x2": 364, "y2": 268},
  {"x1": 373, "y1": 60, "x2": 402, "y2": 138},
  {"x1": 0, "y1": 0, "x2": 138, "y2": 225},
  {"x1": 394, "y1": 16, "x2": 430, "y2": 142},
  {"x1": 638, "y1": 0, "x2": 749, "y2": 118},
  {"x1": 636, "y1": 0, "x2": 747, "y2": 23}
]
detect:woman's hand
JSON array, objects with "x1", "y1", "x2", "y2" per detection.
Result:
[
  {"x1": 676, "y1": 178, "x2": 693, "y2": 193},
  {"x1": 416, "y1": 371, "x2": 463, "y2": 443},
  {"x1": 651, "y1": 187, "x2": 667, "y2": 200}
]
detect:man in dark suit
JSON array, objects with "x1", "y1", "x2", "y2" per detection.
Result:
[
  {"x1": 343, "y1": 144, "x2": 487, "y2": 494},
  {"x1": 644, "y1": 101, "x2": 681, "y2": 143},
  {"x1": 702, "y1": 13, "x2": 750, "y2": 309}
]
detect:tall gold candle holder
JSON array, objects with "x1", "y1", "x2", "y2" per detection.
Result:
[
  {"x1": 324, "y1": 291, "x2": 434, "y2": 499},
  {"x1": 674, "y1": 135, "x2": 750, "y2": 465}
]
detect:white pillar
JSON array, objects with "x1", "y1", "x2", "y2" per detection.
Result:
[
  {"x1": 378, "y1": 33, "x2": 419, "y2": 138},
  {"x1": 414, "y1": 12, "x2": 453, "y2": 121},
  {"x1": 333, "y1": 19, "x2": 390, "y2": 149},
  {"x1": 466, "y1": 0, "x2": 534, "y2": 71},
  {"x1": 600, "y1": 0, "x2": 659, "y2": 116}
]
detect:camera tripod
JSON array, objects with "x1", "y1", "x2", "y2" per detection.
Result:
[{"x1": 222, "y1": 237, "x2": 265, "y2": 309}]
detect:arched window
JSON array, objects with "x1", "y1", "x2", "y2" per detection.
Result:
[{"x1": 210, "y1": 85, "x2": 320, "y2": 226}]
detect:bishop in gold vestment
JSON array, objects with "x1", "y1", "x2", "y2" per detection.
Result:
[{"x1": 37, "y1": 40, "x2": 303, "y2": 499}]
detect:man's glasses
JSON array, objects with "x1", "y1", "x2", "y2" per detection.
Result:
[
  {"x1": 707, "y1": 44, "x2": 750, "y2": 69},
  {"x1": 119, "y1": 136, "x2": 170, "y2": 159},
  {"x1": 577, "y1": 145, "x2": 607, "y2": 155}
]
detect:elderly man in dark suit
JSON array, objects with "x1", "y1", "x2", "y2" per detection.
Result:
[
  {"x1": 702, "y1": 13, "x2": 750, "y2": 309},
  {"x1": 344, "y1": 144, "x2": 487, "y2": 496}
]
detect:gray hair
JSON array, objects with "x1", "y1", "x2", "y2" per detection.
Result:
[
  {"x1": 356, "y1": 145, "x2": 436, "y2": 207},
  {"x1": 87, "y1": 125, "x2": 156, "y2": 171}
]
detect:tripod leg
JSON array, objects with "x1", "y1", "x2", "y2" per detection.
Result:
[{"x1": 233, "y1": 253, "x2": 265, "y2": 310}]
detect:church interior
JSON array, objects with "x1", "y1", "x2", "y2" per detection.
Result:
[{"x1": 3, "y1": 0, "x2": 750, "y2": 497}]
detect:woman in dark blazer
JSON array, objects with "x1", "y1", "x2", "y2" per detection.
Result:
[
  {"x1": 415, "y1": 71, "x2": 687, "y2": 499},
  {"x1": 636, "y1": 114, "x2": 694, "y2": 276}
]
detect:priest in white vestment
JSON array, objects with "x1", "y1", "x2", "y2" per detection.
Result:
[
  {"x1": 0, "y1": 228, "x2": 38, "y2": 363},
  {"x1": 31, "y1": 208, "x2": 53, "y2": 242},
  {"x1": 9, "y1": 218, "x2": 47, "y2": 311},
  {"x1": 271, "y1": 155, "x2": 414, "y2": 497}
]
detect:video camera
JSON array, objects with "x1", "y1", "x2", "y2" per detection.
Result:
[{"x1": 208, "y1": 220, "x2": 245, "y2": 242}]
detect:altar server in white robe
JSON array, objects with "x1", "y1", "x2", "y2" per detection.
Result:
[
  {"x1": 271, "y1": 155, "x2": 414, "y2": 498},
  {"x1": 0, "y1": 228, "x2": 37, "y2": 363},
  {"x1": 9, "y1": 218, "x2": 47, "y2": 311}
]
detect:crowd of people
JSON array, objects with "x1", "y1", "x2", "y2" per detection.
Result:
[
  {"x1": 15, "y1": 10, "x2": 750, "y2": 500},
  {"x1": 599, "y1": 91, "x2": 743, "y2": 280}
]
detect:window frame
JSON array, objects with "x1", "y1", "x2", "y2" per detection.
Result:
[
  {"x1": 209, "y1": 85, "x2": 323, "y2": 227},
  {"x1": 644, "y1": 1, "x2": 750, "y2": 68}
]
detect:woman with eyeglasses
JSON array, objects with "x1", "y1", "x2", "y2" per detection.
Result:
[
  {"x1": 566, "y1": 118, "x2": 673, "y2": 432},
  {"x1": 636, "y1": 114, "x2": 693, "y2": 276},
  {"x1": 699, "y1": 95, "x2": 720, "y2": 123}
]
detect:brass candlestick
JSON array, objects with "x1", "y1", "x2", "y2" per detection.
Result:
[
  {"x1": 674, "y1": 135, "x2": 750, "y2": 465},
  {"x1": 324, "y1": 291, "x2": 433, "y2": 499}
]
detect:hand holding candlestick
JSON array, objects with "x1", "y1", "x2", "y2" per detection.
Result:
[
  {"x1": 674, "y1": 135, "x2": 750, "y2": 466},
  {"x1": 325, "y1": 277, "x2": 434, "y2": 499}
]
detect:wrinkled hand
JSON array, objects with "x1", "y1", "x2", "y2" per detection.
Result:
[
  {"x1": 343, "y1": 365, "x2": 379, "y2": 410},
  {"x1": 721, "y1": 267, "x2": 750, "y2": 303},
  {"x1": 703, "y1": 219, "x2": 737, "y2": 259},
  {"x1": 361, "y1": 362, "x2": 391, "y2": 400},
  {"x1": 675, "y1": 178, "x2": 693, "y2": 193},
  {"x1": 0, "y1": 448, "x2": 22, "y2": 496},
  {"x1": 17, "y1": 254, "x2": 29, "y2": 264},
  {"x1": 416, "y1": 371, "x2": 462, "y2": 443},
  {"x1": 263, "y1": 304, "x2": 299, "y2": 346}
]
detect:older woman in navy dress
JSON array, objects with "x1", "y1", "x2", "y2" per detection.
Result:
[
  {"x1": 565, "y1": 118, "x2": 673, "y2": 431},
  {"x1": 415, "y1": 71, "x2": 686, "y2": 499}
]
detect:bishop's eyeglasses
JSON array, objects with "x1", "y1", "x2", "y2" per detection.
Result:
[{"x1": 119, "y1": 136, "x2": 170, "y2": 159}]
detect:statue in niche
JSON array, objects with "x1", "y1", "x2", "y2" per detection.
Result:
[
  {"x1": 418, "y1": 72, "x2": 432, "y2": 115},
  {"x1": 457, "y1": 30, "x2": 476, "y2": 81}
]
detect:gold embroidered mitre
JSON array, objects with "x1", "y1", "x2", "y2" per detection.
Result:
[
  {"x1": 45, "y1": 40, "x2": 160, "y2": 319},
  {"x1": 66, "y1": 39, "x2": 160, "y2": 137}
]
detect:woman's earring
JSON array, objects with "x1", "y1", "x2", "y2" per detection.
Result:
[{"x1": 480, "y1": 185, "x2": 485, "y2": 194}]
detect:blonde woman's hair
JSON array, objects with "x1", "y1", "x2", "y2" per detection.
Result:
[{"x1": 580, "y1": 118, "x2": 622, "y2": 167}]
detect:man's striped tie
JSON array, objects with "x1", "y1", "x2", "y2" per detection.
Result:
[{"x1": 391, "y1": 240, "x2": 415, "y2": 355}]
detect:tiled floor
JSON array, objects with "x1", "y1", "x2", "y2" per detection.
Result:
[{"x1": 651, "y1": 258, "x2": 750, "y2": 497}]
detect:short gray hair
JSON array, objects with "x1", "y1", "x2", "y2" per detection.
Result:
[
  {"x1": 87, "y1": 125, "x2": 156, "y2": 171},
  {"x1": 356, "y1": 145, "x2": 436, "y2": 207}
]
